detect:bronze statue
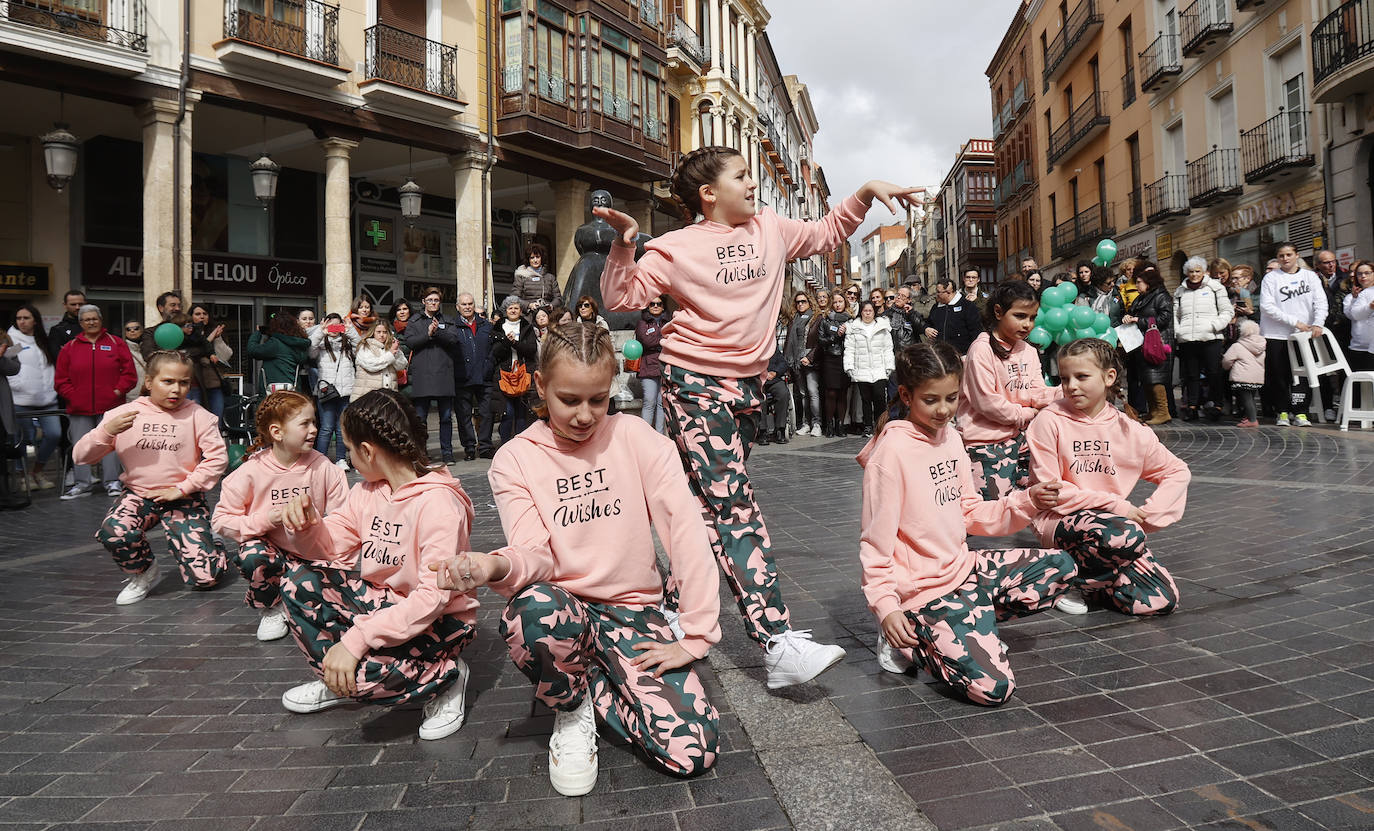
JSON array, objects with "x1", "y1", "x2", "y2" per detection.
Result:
[{"x1": 562, "y1": 189, "x2": 650, "y2": 330}]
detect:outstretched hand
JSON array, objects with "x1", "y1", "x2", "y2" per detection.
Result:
[
  {"x1": 592, "y1": 206, "x2": 639, "y2": 246},
  {"x1": 858, "y1": 181, "x2": 926, "y2": 215}
]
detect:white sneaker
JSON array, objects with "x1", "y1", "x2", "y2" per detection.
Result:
[
  {"x1": 1323, "y1": 409, "x2": 1336, "y2": 423},
  {"x1": 764, "y1": 629, "x2": 846, "y2": 689},
  {"x1": 105, "y1": 481, "x2": 124, "y2": 498},
  {"x1": 63, "y1": 469, "x2": 75, "y2": 488},
  {"x1": 31, "y1": 471, "x2": 55, "y2": 490},
  {"x1": 661, "y1": 605, "x2": 685, "y2": 640},
  {"x1": 418, "y1": 659, "x2": 470, "y2": 740},
  {"x1": 256, "y1": 605, "x2": 289, "y2": 641},
  {"x1": 281, "y1": 680, "x2": 348, "y2": 714},
  {"x1": 1055, "y1": 589, "x2": 1089, "y2": 615},
  {"x1": 808, "y1": 422, "x2": 821, "y2": 437},
  {"x1": 1294, "y1": 414, "x2": 1311, "y2": 427},
  {"x1": 548, "y1": 694, "x2": 598, "y2": 796},
  {"x1": 115, "y1": 562, "x2": 160, "y2": 606},
  {"x1": 60, "y1": 483, "x2": 93, "y2": 501},
  {"x1": 876, "y1": 633, "x2": 913, "y2": 674},
  {"x1": 1276, "y1": 412, "x2": 1291, "y2": 426},
  {"x1": 335, "y1": 458, "x2": 350, "y2": 470}
]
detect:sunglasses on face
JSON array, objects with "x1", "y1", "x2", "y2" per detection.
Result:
[
  {"x1": 579, "y1": 303, "x2": 592, "y2": 308},
  {"x1": 649, "y1": 301, "x2": 664, "y2": 307},
  {"x1": 125, "y1": 327, "x2": 142, "y2": 333},
  {"x1": 885, "y1": 295, "x2": 896, "y2": 301}
]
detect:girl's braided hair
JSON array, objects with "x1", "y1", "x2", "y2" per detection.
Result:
[
  {"x1": 983, "y1": 280, "x2": 1040, "y2": 360},
  {"x1": 876, "y1": 340, "x2": 964, "y2": 432},
  {"x1": 246, "y1": 390, "x2": 314, "y2": 455},
  {"x1": 340, "y1": 389, "x2": 435, "y2": 476},
  {"x1": 1057, "y1": 337, "x2": 1125, "y2": 402},
  {"x1": 532, "y1": 322, "x2": 617, "y2": 419},
  {"x1": 669, "y1": 145, "x2": 745, "y2": 221},
  {"x1": 144, "y1": 350, "x2": 195, "y2": 393}
]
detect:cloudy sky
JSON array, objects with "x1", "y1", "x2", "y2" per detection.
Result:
[{"x1": 765, "y1": 0, "x2": 1021, "y2": 242}]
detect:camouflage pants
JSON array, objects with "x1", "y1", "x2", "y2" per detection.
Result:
[
  {"x1": 235, "y1": 539, "x2": 287, "y2": 610},
  {"x1": 1052, "y1": 510, "x2": 1179, "y2": 616},
  {"x1": 96, "y1": 492, "x2": 226, "y2": 590},
  {"x1": 662, "y1": 363, "x2": 790, "y2": 647},
  {"x1": 501, "y1": 583, "x2": 719, "y2": 776},
  {"x1": 901, "y1": 548, "x2": 1077, "y2": 707},
  {"x1": 280, "y1": 562, "x2": 473, "y2": 707},
  {"x1": 966, "y1": 435, "x2": 1030, "y2": 501}
]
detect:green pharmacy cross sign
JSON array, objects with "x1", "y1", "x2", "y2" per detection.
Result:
[{"x1": 366, "y1": 220, "x2": 387, "y2": 247}]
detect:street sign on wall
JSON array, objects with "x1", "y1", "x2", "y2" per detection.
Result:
[
  {"x1": 81, "y1": 246, "x2": 325, "y2": 297},
  {"x1": 0, "y1": 262, "x2": 52, "y2": 296}
]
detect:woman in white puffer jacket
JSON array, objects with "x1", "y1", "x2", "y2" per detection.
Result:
[
  {"x1": 308, "y1": 314, "x2": 360, "y2": 465},
  {"x1": 8, "y1": 304, "x2": 61, "y2": 488},
  {"x1": 1173, "y1": 256, "x2": 1234, "y2": 421},
  {"x1": 353, "y1": 319, "x2": 409, "y2": 396},
  {"x1": 843, "y1": 301, "x2": 894, "y2": 436}
]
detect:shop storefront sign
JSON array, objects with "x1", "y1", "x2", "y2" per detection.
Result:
[
  {"x1": 1216, "y1": 193, "x2": 1299, "y2": 236},
  {"x1": 1113, "y1": 228, "x2": 1154, "y2": 262},
  {"x1": 1156, "y1": 233, "x2": 1173, "y2": 261},
  {"x1": 359, "y1": 256, "x2": 396, "y2": 275},
  {"x1": 0, "y1": 262, "x2": 51, "y2": 296},
  {"x1": 82, "y1": 246, "x2": 324, "y2": 296}
]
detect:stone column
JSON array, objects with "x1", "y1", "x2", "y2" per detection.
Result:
[
  {"x1": 321, "y1": 137, "x2": 359, "y2": 317},
  {"x1": 625, "y1": 198, "x2": 654, "y2": 237},
  {"x1": 708, "y1": 0, "x2": 722, "y2": 71},
  {"x1": 745, "y1": 24, "x2": 757, "y2": 100},
  {"x1": 136, "y1": 99, "x2": 178, "y2": 325},
  {"x1": 712, "y1": 107, "x2": 726, "y2": 149},
  {"x1": 450, "y1": 150, "x2": 489, "y2": 307},
  {"x1": 551, "y1": 179, "x2": 590, "y2": 292},
  {"x1": 177, "y1": 92, "x2": 199, "y2": 305}
]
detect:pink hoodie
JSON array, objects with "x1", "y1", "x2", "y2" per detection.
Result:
[
  {"x1": 73, "y1": 396, "x2": 226, "y2": 499},
  {"x1": 601, "y1": 196, "x2": 869, "y2": 379},
  {"x1": 211, "y1": 448, "x2": 349, "y2": 553},
  {"x1": 287, "y1": 469, "x2": 478, "y2": 660},
  {"x1": 1026, "y1": 399, "x2": 1191, "y2": 543},
  {"x1": 856, "y1": 419, "x2": 1037, "y2": 622},
  {"x1": 486, "y1": 414, "x2": 721, "y2": 659},
  {"x1": 958, "y1": 332, "x2": 1059, "y2": 445}
]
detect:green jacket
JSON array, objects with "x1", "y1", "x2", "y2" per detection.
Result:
[{"x1": 247, "y1": 331, "x2": 310, "y2": 387}]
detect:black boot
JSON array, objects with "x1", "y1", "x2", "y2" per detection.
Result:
[
  {"x1": 774, "y1": 428, "x2": 789, "y2": 445},
  {"x1": 757, "y1": 430, "x2": 771, "y2": 446}
]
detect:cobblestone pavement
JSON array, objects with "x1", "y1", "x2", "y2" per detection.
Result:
[{"x1": 1, "y1": 422, "x2": 1372, "y2": 830}]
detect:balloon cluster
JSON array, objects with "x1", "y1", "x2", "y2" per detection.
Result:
[{"x1": 1027, "y1": 239, "x2": 1120, "y2": 350}]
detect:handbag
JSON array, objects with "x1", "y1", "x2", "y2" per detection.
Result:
[
  {"x1": 499, "y1": 359, "x2": 531, "y2": 397},
  {"x1": 316, "y1": 379, "x2": 341, "y2": 403},
  {"x1": 1142, "y1": 318, "x2": 1171, "y2": 367}
]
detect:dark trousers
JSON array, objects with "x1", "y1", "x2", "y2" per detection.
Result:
[
  {"x1": 1177, "y1": 340, "x2": 1224, "y2": 408},
  {"x1": 857, "y1": 379, "x2": 887, "y2": 427},
  {"x1": 456, "y1": 383, "x2": 494, "y2": 453},
  {"x1": 1263, "y1": 339, "x2": 1309, "y2": 416},
  {"x1": 413, "y1": 396, "x2": 454, "y2": 458}
]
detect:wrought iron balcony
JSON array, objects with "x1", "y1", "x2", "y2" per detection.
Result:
[
  {"x1": 729, "y1": 63, "x2": 738, "y2": 85},
  {"x1": 1042, "y1": 0, "x2": 1103, "y2": 87},
  {"x1": 1052, "y1": 202, "x2": 1114, "y2": 260},
  {"x1": 994, "y1": 160, "x2": 1031, "y2": 206},
  {"x1": 1240, "y1": 109, "x2": 1315, "y2": 183},
  {"x1": 1046, "y1": 91, "x2": 1109, "y2": 168},
  {"x1": 1186, "y1": 147, "x2": 1243, "y2": 207},
  {"x1": 667, "y1": 15, "x2": 707, "y2": 67},
  {"x1": 1313, "y1": 0, "x2": 1374, "y2": 103},
  {"x1": 1145, "y1": 174, "x2": 1190, "y2": 224},
  {"x1": 223, "y1": 0, "x2": 338, "y2": 65},
  {"x1": 1180, "y1": 0, "x2": 1233, "y2": 57},
  {"x1": 364, "y1": 24, "x2": 457, "y2": 99},
  {"x1": 1139, "y1": 32, "x2": 1181, "y2": 92},
  {"x1": 1122, "y1": 66, "x2": 1137, "y2": 107},
  {"x1": 2, "y1": 0, "x2": 147, "y2": 52}
]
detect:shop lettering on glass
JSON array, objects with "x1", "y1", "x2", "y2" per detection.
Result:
[
  {"x1": 0, "y1": 262, "x2": 51, "y2": 296},
  {"x1": 80, "y1": 246, "x2": 325, "y2": 296},
  {"x1": 1215, "y1": 193, "x2": 1300, "y2": 236},
  {"x1": 553, "y1": 467, "x2": 622, "y2": 527}
]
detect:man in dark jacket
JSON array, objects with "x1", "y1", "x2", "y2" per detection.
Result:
[
  {"x1": 885, "y1": 287, "x2": 925, "y2": 353},
  {"x1": 48, "y1": 290, "x2": 86, "y2": 352},
  {"x1": 453, "y1": 292, "x2": 495, "y2": 459},
  {"x1": 403, "y1": 287, "x2": 460, "y2": 464},
  {"x1": 925, "y1": 278, "x2": 983, "y2": 354},
  {"x1": 140, "y1": 291, "x2": 184, "y2": 360}
]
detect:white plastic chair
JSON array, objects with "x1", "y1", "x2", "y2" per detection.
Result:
[
  {"x1": 1287, "y1": 330, "x2": 1350, "y2": 423},
  {"x1": 1340, "y1": 371, "x2": 1374, "y2": 431}
]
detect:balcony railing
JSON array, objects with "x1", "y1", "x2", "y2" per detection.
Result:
[
  {"x1": 638, "y1": 0, "x2": 658, "y2": 27},
  {"x1": 1052, "y1": 202, "x2": 1114, "y2": 260},
  {"x1": 1186, "y1": 147, "x2": 1243, "y2": 206},
  {"x1": 1145, "y1": 174, "x2": 1190, "y2": 223},
  {"x1": 1180, "y1": 0, "x2": 1233, "y2": 56},
  {"x1": 1122, "y1": 66, "x2": 1137, "y2": 107},
  {"x1": 994, "y1": 160, "x2": 1031, "y2": 206},
  {"x1": 1241, "y1": 109, "x2": 1315, "y2": 183},
  {"x1": 2, "y1": 0, "x2": 147, "y2": 51},
  {"x1": 667, "y1": 15, "x2": 707, "y2": 66},
  {"x1": 1139, "y1": 32, "x2": 1182, "y2": 92},
  {"x1": 1313, "y1": 0, "x2": 1374, "y2": 89},
  {"x1": 1047, "y1": 91, "x2": 1109, "y2": 168},
  {"x1": 994, "y1": 79, "x2": 1030, "y2": 140},
  {"x1": 729, "y1": 63, "x2": 738, "y2": 85},
  {"x1": 364, "y1": 24, "x2": 456, "y2": 99},
  {"x1": 1043, "y1": 0, "x2": 1104, "y2": 87},
  {"x1": 224, "y1": 0, "x2": 338, "y2": 65}
]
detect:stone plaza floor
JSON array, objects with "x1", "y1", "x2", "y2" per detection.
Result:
[{"x1": 0, "y1": 421, "x2": 1371, "y2": 830}]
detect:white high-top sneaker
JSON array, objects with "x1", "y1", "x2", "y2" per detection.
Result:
[
  {"x1": 548, "y1": 695, "x2": 598, "y2": 796},
  {"x1": 418, "y1": 659, "x2": 470, "y2": 740},
  {"x1": 764, "y1": 629, "x2": 845, "y2": 689}
]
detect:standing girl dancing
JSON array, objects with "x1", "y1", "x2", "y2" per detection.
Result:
[{"x1": 598, "y1": 145, "x2": 921, "y2": 688}]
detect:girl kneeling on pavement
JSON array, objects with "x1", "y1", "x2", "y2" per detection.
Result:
[
  {"x1": 211, "y1": 391, "x2": 348, "y2": 642},
  {"x1": 1026, "y1": 338, "x2": 1190, "y2": 617},
  {"x1": 432, "y1": 322, "x2": 722, "y2": 796},
  {"x1": 273, "y1": 389, "x2": 477, "y2": 741},
  {"x1": 75, "y1": 351, "x2": 228, "y2": 606},
  {"x1": 858, "y1": 341, "x2": 1075, "y2": 706}
]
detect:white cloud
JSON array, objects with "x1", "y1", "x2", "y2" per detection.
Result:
[{"x1": 766, "y1": 0, "x2": 1020, "y2": 245}]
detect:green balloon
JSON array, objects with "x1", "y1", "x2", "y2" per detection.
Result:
[
  {"x1": 1093, "y1": 255, "x2": 1109, "y2": 268},
  {"x1": 1096, "y1": 239, "x2": 1118, "y2": 263},
  {"x1": 622, "y1": 338, "x2": 644, "y2": 360},
  {"x1": 153, "y1": 322, "x2": 184, "y2": 350},
  {"x1": 1041, "y1": 306, "x2": 1071, "y2": 333},
  {"x1": 227, "y1": 443, "x2": 249, "y2": 471},
  {"x1": 1040, "y1": 285, "x2": 1064, "y2": 308},
  {"x1": 1055, "y1": 328, "x2": 1077, "y2": 347},
  {"x1": 1059, "y1": 282, "x2": 1080, "y2": 304},
  {"x1": 1028, "y1": 326, "x2": 1053, "y2": 348},
  {"x1": 1102, "y1": 328, "x2": 1119, "y2": 346},
  {"x1": 1074, "y1": 327, "x2": 1098, "y2": 340},
  {"x1": 1092, "y1": 312, "x2": 1112, "y2": 334},
  {"x1": 1070, "y1": 306, "x2": 1096, "y2": 329}
]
